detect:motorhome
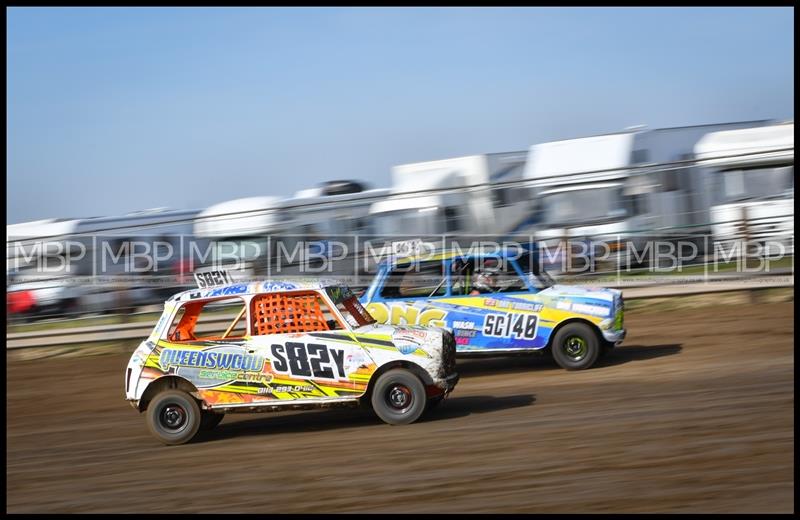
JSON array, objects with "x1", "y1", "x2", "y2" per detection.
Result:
[
  {"x1": 368, "y1": 152, "x2": 533, "y2": 240},
  {"x1": 694, "y1": 122, "x2": 794, "y2": 255},
  {"x1": 193, "y1": 183, "x2": 389, "y2": 281},
  {"x1": 7, "y1": 218, "x2": 81, "y2": 273},
  {"x1": 71, "y1": 208, "x2": 203, "y2": 304},
  {"x1": 282, "y1": 181, "x2": 390, "y2": 246},
  {"x1": 193, "y1": 196, "x2": 287, "y2": 276},
  {"x1": 523, "y1": 121, "x2": 771, "y2": 269},
  {"x1": 7, "y1": 218, "x2": 84, "y2": 316}
]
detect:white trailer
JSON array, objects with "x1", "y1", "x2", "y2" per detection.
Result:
[
  {"x1": 193, "y1": 196, "x2": 286, "y2": 274},
  {"x1": 523, "y1": 121, "x2": 771, "y2": 268},
  {"x1": 694, "y1": 122, "x2": 794, "y2": 254},
  {"x1": 281, "y1": 185, "x2": 391, "y2": 240},
  {"x1": 368, "y1": 151, "x2": 531, "y2": 238},
  {"x1": 7, "y1": 218, "x2": 84, "y2": 316},
  {"x1": 278, "y1": 185, "x2": 392, "y2": 279},
  {"x1": 7, "y1": 218, "x2": 82, "y2": 273},
  {"x1": 7, "y1": 208, "x2": 202, "y2": 316},
  {"x1": 193, "y1": 184, "x2": 390, "y2": 278}
]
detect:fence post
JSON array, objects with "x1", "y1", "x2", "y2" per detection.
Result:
[{"x1": 117, "y1": 290, "x2": 131, "y2": 324}]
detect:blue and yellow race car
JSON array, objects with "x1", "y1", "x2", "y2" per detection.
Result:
[{"x1": 359, "y1": 245, "x2": 625, "y2": 370}]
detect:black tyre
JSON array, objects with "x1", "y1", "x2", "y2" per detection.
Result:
[
  {"x1": 551, "y1": 322, "x2": 601, "y2": 370},
  {"x1": 370, "y1": 369, "x2": 427, "y2": 425},
  {"x1": 146, "y1": 390, "x2": 202, "y2": 445},
  {"x1": 199, "y1": 411, "x2": 224, "y2": 431}
]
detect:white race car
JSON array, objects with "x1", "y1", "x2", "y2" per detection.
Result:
[{"x1": 124, "y1": 272, "x2": 459, "y2": 445}]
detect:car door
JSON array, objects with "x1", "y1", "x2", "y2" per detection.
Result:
[
  {"x1": 246, "y1": 290, "x2": 364, "y2": 401},
  {"x1": 434, "y1": 254, "x2": 544, "y2": 352},
  {"x1": 362, "y1": 259, "x2": 451, "y2": 329}
]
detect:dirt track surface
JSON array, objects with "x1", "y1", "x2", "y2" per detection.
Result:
[{"x1": 6, "y1": 303, "x2": 794, "y2": 513}]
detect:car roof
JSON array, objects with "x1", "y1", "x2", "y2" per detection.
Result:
[{"x1": 167, "y1": 278, "x2": 346, "y2": 303}]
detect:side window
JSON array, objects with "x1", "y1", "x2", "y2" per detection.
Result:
[
  {"x1": 380, "y1": 261, "x2": 447, "y2": 299},
  {"x1": 624, "y1": 193, "x2": 647, "y2": 216},
  {"x1": 167, "y1": 297, "x2": 247, "y2": 342},
  {"x1": 449, "y1": 257, "x2": 472, "y2": 296},
  {"x1": 251, "y1": 291, "x2": 340, "y2": 336},
  {"x1": 334, "y1": 296, "x2": 376, "y2": 328},
  {"x1": 631, "y1": 149, "x2": 649, "y2": 164},
  {"x1": 451, "y1": 257, "x2": 528, "y2": 296},
  {"x1": 167, "y1": 306, "x2": 187, "y2": 340},
  {"x1": 443, "y1": 207, "x2": 462, "y2": 233},
  {"x1": 493, "y1": 259, "x2": 530, "y2": 293}
]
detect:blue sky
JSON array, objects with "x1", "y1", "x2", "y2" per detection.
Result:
[{"x1": 6, "y1": 7, "x2": 794, "y2": 223}]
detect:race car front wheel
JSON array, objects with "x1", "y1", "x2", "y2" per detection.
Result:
[
  {"x1": 551, "y1": 322, "x2": 601, "y2": 370},
  {"x1": 146, "y1": 390, "x2": 202, "y2": 445},
  {"x1": 371, "y1": 369, "x2": 427, "y2": 425}
]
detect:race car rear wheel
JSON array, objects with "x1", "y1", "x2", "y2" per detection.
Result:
[
  {"x1": 146, "y1": 390, "x2": 202, "y2": 445},
  {"x1": 371, "y1": 369, "x2": 427, "y2": 425},
  {"x1": 551, "y1": 322, "x2": 601, "y2": 370}
]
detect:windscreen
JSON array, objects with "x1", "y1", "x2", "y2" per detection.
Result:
[{"x1": 326, "y1": 286, "x2": 376, "y2": 328}]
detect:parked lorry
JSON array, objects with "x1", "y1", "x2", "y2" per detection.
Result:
[{"x1": 694, "y1": 121, "x2": 794, "y2": 256}]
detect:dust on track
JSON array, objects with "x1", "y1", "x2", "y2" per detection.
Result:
[{"x1": 6, "y1": 303, "x2": 794, "y2": 513}]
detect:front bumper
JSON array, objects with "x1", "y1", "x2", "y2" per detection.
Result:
[
  {"x1": 432, "y1": 372, "x2": 460, "y2": 397},
  {"x1": 602, "y1": 328, "x2": 626, "y2": 346}
]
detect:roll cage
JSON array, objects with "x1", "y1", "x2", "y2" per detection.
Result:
[{"x1": 156, "y1": 287, "x2": 371, "y2": 342}]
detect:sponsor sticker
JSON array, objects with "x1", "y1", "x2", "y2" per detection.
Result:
[
  {"x1": 570, "y1": 303, "x2": 611, "y2": 317},
  {"x1": 258, "y1": 385, "x2": 315, "y2": 395},
  {"x1": 206, "y1": 284, "x2": 249, "y2": 297},
  {"x1": 262, "y1": 281, "x2": 299, "y2": 292},
  {"x1": 194, "y1": 270, "x2": 233, "y2": 288},
  {"x1": 344, "y1": 351, "x2": 369, "y2": 375},
  {"x1": 160, "y1": 348, "x2": 265, "y2": 372},
  {"x1": 395, "y1": 342, "x2": 420, "y2": 356},
  {"x1": 482, "y1": 313, "x2": 538, "y2": 340}
]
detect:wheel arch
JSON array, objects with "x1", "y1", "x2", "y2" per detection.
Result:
[
  {"x1": 545, "y1": 317, "x2": 604, "y2": 350},
  {"x1": 361, "y1": 360, "x2": 434, "y2": 404},
  {"x1": 138, "y1": 375, "x2": 202, "y2": 412}
]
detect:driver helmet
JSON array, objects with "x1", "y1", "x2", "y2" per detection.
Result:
[{"x1": 472, "y1": 267, "x2": 500, "y2": 293}]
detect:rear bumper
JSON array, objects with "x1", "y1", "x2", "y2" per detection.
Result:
[{"x1": 602, "y1": 328, "x2": 626, "y2": 346}]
